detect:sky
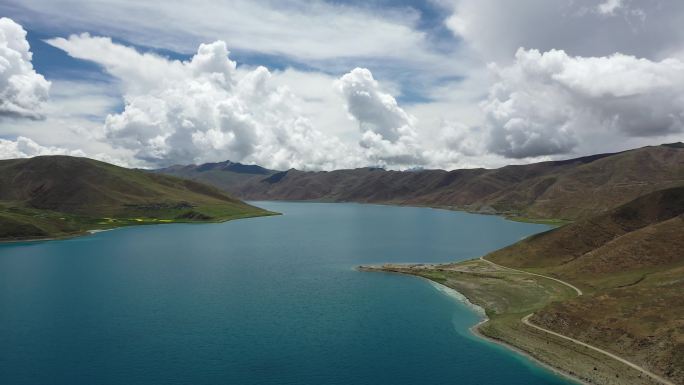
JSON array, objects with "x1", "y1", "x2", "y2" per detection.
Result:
[{"x1": 1, "y1": 0, "x2": 683, "y2": 170}]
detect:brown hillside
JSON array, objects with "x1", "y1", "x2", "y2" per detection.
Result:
[
  {"x1": 485, "y1": 187, "x2": 684, "y2": 384},
  {"x1": 487, "y1": 186, "x2": 684, "y2": 269},
  {"x1": 159, "y1": 143, "x2": 684, "y2": 221}
]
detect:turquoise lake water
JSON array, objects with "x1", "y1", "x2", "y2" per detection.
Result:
[{"x1": 0, "y1": 201, "x2": 574, "y2": 385}]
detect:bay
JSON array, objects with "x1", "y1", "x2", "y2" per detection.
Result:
[{"x1": 0, "y1": 202, "x2": 573, "y2": 385}]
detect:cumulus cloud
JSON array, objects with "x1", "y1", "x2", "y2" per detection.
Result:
[
  {"x1": 336, "y1": 68, "x2": 426, "y2": 167},
  {"x1": 0, "y1": 17, "x2": 50, "y2": 119},
  {"x1": 482, "y1": 48, "x2": 684, "y2": 158},
  {"x1": 439, "y1": 121, "x2": 483, "y2": 157},
  {"x1": 0, "y1": 134, "x2": 131, "y2": 166},
  {"x1": 47, "y1": 34, "x2": 358, "y2": 170},
  {"x1": 0, "y1": 136, "x2": 84, "y2": 159}
]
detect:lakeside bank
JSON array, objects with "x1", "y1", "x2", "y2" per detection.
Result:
[{"x1": 359, "y1": 261, "x2": 663, "y2": 385}]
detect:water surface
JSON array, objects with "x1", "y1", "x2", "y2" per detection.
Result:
[{"x1": 0, "y1": 202, "x2": 572, "y2": 385}]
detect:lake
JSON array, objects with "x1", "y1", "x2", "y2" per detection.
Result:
[{"x1": 0, "y1": 202, "x2": 573, "y2": 385}]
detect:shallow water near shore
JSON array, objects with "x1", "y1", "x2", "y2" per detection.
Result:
[{"x1": 0, "y1": 201, "x2": 573, "y2": 385}]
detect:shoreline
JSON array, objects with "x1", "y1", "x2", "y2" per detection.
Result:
[
  {"x1": 362, "y1": 266, "x2": 589, "y2": 385},
  {"x1": 467, "y1": 318, "x2": 588, "y2": 385},
  {"x1": 426, "y1": 277, "x2": 589, "y2": 385},
  {"x1": 0, "y1": 211, "x2": 280, "y2": 245}
]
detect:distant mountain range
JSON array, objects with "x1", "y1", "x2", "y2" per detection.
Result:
[
  {"x1": 157, "y1": 142, "x2": 684, "y2": 221},
  {"x1": 158, "y1": 160, "x2": 274, "y2": 192},
  {"x1": 0, "y1": 156, "x2": 272, "y2": 241}
]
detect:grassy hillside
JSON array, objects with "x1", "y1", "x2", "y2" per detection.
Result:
[
  {"x1": 0, "y1": 156, "x2": 275, "y2": 241},
  {"x1": 158, "y1": 143, "x2": 684, "y2": 221},
  {"x1": 488, "y1": 187, "x2": 684, "y2": 270},
  {"x1": 486, "y1": 186, "x2": 684, "y2": 383}
]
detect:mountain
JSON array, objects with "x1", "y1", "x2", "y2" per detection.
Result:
[
  {"x1": 0, "y1": 156, "x2": 273, "y2": 241},
  {"x1": 486, "y1": 186, "x2": 684, "y2": 382},
  {"x1": 156, "y1": 143, "x2": 684, "y2": 221},
  {"x1": 156, "y1": 160, "x2": 277, "y2": 192},
  {"x1": 488, "y1": 186, "x2": 684, "y2": 271}
]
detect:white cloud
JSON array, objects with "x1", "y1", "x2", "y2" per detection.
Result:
[
  {"x1": 0, "y1": 136, "x2": 84, "y2": 158},
  {"x1": 6, "y1": 0, "x2": 436, "y2": 65},
  {"x1": 46, "y1": 33, "x2": 186, "y2": 95},
  {"x1": 267, "y1": 68, "x2": 357, "y2": 145},
  {"x1": 0, "y1": 78, "x2": 135, "y2": 164},
  {"x1": 337, "y1": 68, "x2": 414, "y2": 142},
  {"x1": 482, "y1": 48, "x2": 684, "y2": 158},
  {"x1": 43, "y1": 34, "x2": 471, "y2": 170},
  {"x1": 439, "y1": 120, "x2": 483, "y2": 157},
  {"x1": 0, "y1": 17, "x2": 50, "y2": 119},
  {"x1": 445, "y1": 0, "x2": 684, "y2": 62},
  {"x1": 0, "y1": 134, "x2": 131, "y2": 166},
  {"x1": 597, "y1": 0, "x2": 623, "y2": 15},
  {"x1": 47, "y1": 34, "x2": 360, "y2": 170},
  {"x1": 336, "y1": 68, "x2": 427, "y2": 167}
]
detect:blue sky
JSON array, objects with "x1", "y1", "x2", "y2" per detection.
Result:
[
  {"x1": 27, "y1": 32, "x2": 111, "y2": 81},
  {"x1": 7, "y1": 0, "x2": 462, "y2": 103},
  {"x1": 1, "y1": 0, "x2": 683, "y2": 170}
]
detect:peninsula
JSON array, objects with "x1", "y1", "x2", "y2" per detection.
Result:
[
  {"x1": 0, "y1": 156, "x2": 275, "y2": 242},
  {"x1": 361, "y1": 186, "x2": 684, "y2": 385}
]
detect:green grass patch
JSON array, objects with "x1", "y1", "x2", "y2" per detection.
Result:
[{"x1": 505, "y1": 216, "x2": 573, "y2": 226}]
